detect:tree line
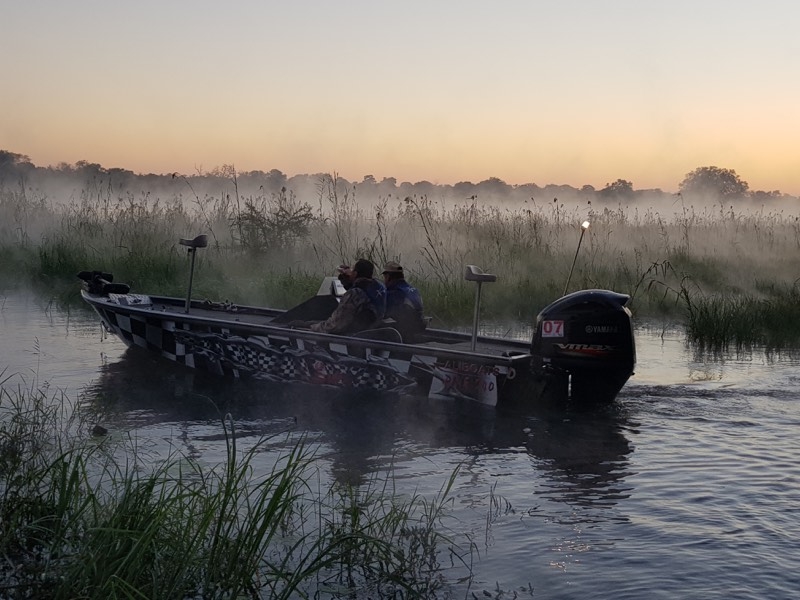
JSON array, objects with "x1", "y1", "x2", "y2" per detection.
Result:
[{"x1": 0, "y1": 149, "x2": 795, "y2": 204}]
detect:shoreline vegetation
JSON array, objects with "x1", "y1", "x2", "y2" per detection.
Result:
[
  {"x1": 3, "y1": 157, "x2": 800, "y2": 351},
  {"x1": 0, "y1": 376, "x2": 473, "y2": 598},
  {"x1": 4, "y1": 156, "x2": 800, "y2": 595}
]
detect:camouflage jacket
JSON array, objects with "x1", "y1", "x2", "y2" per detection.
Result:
[{"x1": 309, "y1": 277, "x2": 386, "y2": 334}]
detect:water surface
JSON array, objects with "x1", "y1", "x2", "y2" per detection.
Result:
[{"x1": 1, "y1": 290, "x2": 798, "y2": 599}]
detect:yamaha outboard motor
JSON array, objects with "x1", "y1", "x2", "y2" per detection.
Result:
[{"x1": 531, "y1": 289, "x2": 635, "y2": 404}]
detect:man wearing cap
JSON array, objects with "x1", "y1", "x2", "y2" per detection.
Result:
[
  {"x1": 304, "y1": 258, "x2": 386, "y2": 334},
  {"x1": 382, "y1": 261, "x2": 426, "y2": 342}
]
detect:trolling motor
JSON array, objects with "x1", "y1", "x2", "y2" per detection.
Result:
[
  {"x1": 179, "y1": 234, "x2": 208, "y2": 313},
  {"x1": 77, "y1": 270, "x2": 131, "y2": 295},
  {"x1": 464, "y1": 265, "x2": 497, "y2": 351}
]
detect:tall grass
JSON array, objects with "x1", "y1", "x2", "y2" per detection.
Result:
[
  {"x1": 682, "y1": 281, "x2": 800, "y2": 352},
  {"x1": 0, "y1": 376, "x2": 472, "y2": 598},
  {"x1": 3, "y1": 178, "x2": 800, "y2": 346}
]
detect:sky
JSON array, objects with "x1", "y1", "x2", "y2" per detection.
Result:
[{"x1": 3, "y1": 0, "x2": 800, "y2": 194}]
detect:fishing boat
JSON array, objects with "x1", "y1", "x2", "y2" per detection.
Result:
[{"x1": 79, "y1": 234, "x2": 635, "y2": 408}]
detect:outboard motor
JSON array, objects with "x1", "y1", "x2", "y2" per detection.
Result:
[{"x1": 531, "y1": 289, "x2": 635, "y2": 403}]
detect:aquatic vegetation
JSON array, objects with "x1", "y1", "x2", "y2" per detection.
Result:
[
  {"x1": 682, "y1": 282, "x2": 800, "y2": 352},
  {"x1": 3, "y1": 174, "x2": 800, "y2": 347},
  {"x1": 0, "y1": 378, "x2": 471, "y2": 598}
]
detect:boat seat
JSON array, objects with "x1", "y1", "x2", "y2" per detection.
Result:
[
  {"x1": 316, "y1": 276, "x2": 346, "y2": 297},
  {"x1": 179, "y1": 234, "x2": 208, "y2": 249},
  {"x1": 464, "y1": 265, "x2": 497, "y2": 283},
  {"x1": 272, "y1": 295, "x2": 339, "y2": 324}
]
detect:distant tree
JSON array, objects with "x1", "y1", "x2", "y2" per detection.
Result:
[
  {"x1": 241, "y1": 169, "x2": 266, "y2": 178},
  {"x1": 209, "y1": 164, "x2": 237, "y2": 179},
  {"x1": 263, "y1": 169, "x2": 287, "y2": 194},
  {"x1": 411, "y1": 180, "x2": 436, "y2": 198},
  {"x1": 679, "y1": 166, "x2": 749, "y2": 200},
  {"x1": 599, "y1": 179, "x2": 634, "y2": 198},
  {"x1": 106, "y1": 167, "x2": 135, "y2": 189},
  {"x1": 75, "y1": 160, "x2": 104, "y2": 175},
  {"x1": 452, "y1": 181, "x2": 476, "y2": 197},
  {"x1": 516, "y1": 182, "x2": 543, "y2": 198},
  {"x1": 476, "y1": 177, "x2": 512, "y2": 197},
  {"x1": 0, "y1": 150, "x2": 31, "y2": 168},
  {"x1": 0, "y1": 150, "x2": 33, "y2": 179},
  {"x1": 376, "y1": 176, "x2": 398, "y2": 198},
  {"x1": 750, "y1": 189, "x2": 784, "y2": 202}
]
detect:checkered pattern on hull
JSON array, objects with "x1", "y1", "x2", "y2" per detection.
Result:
[
  {"x1": 94, "y1": 301, "x2": 520, "y2": 404},
  {"x1": 177, "y1": 330, "x2": 418, "y2": 391},
  {"x1": 98, "y1": 307, "x2": 182, "y2": 359},
  {"x1": 97, "y1": 305, "x2": 418, "y2": 391}
]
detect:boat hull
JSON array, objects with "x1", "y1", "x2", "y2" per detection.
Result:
[
  {"x1": 83, "y1": 291, "x2": 542, "y2": 407},
  {"x1": 81, "y1": 266, "x2": 637, "y2": 407}
]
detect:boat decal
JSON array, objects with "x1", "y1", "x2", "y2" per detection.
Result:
[
  {"x1": 553, "y1": 343, "x2": 616, "y2": 357},
  {"x1": 584, "y1": 324, "x2": 619, "y2": 334},
  {"x1": 406, "y1": 357, "x2": 500, "y2": 406},
  {"x1": 429, "y1": 364, "x2": 498, "y2": 406},
  {"x1": 541, "y1": 320, "x2": 565, "y2": 338},
  {"x1": 167, "y1": 330, "x2": 417, "y2": 391}
]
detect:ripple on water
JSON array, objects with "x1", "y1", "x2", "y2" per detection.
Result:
[{"x1": 3, "y1": 296, "x2": 800, "y2": 598}]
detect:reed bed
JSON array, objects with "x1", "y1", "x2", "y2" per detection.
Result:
[
  {"x1": 682, "y1": 282, "x2": 800, "y2": 352},
  {"x1": 0, "y1": 375, "x2": 472, "y2": 599},
  {"x1": 3, "y1": 176, "x2": 800, "y2": 349}
]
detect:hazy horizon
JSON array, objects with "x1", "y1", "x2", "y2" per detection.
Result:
[{"x1": 4, "y1": 2, "x2": 800, "y2": 195}]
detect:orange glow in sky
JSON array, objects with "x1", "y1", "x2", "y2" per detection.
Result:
[{"x1": 3, "y1": 1, "x2": 800, "y2": 194}]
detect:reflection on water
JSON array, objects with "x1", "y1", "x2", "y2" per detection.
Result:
[
  {"x1": 0, "y1": 291, "x2": 110, "y2": 390},
  {"x1": 82, "y1": 348, "x2": 634, "y2": 506},
  {"x1": 3, "y1": 291, "x2": 800, "y2": 598}
]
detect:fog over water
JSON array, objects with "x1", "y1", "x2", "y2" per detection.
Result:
[
  {"x1": 5, "y1": 156, "x2": 800, "y2": 325},
  {"x1": 1, "y1": 287, "x2": 799, "y2": 598},
  {"x1": 4, "y1": 137, "x2": 800, "y2": 595}
]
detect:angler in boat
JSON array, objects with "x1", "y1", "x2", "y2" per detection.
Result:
[
  {"x1": 286, "y1": 258, "x2": 388, "y2": 335},
  {"x1": 78, "y1": 232, "x2": 636, "y2": 408}
]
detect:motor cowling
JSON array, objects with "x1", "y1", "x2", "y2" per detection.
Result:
[{"x1": 531, "y1": 289, "x2": 635, "y2": 402}]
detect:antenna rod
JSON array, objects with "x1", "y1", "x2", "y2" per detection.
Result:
[{"x1": 563, "y1": 220, "x2": 590, "y2": 296}]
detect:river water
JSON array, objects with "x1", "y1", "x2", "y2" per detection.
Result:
[{"x1": 1, "y1": 290, "x2": 798, "y2": 599}]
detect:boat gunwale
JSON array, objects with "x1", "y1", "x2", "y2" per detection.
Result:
[{"x1": 81, "y1": 290, "x2": 534, "y2": 367}]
